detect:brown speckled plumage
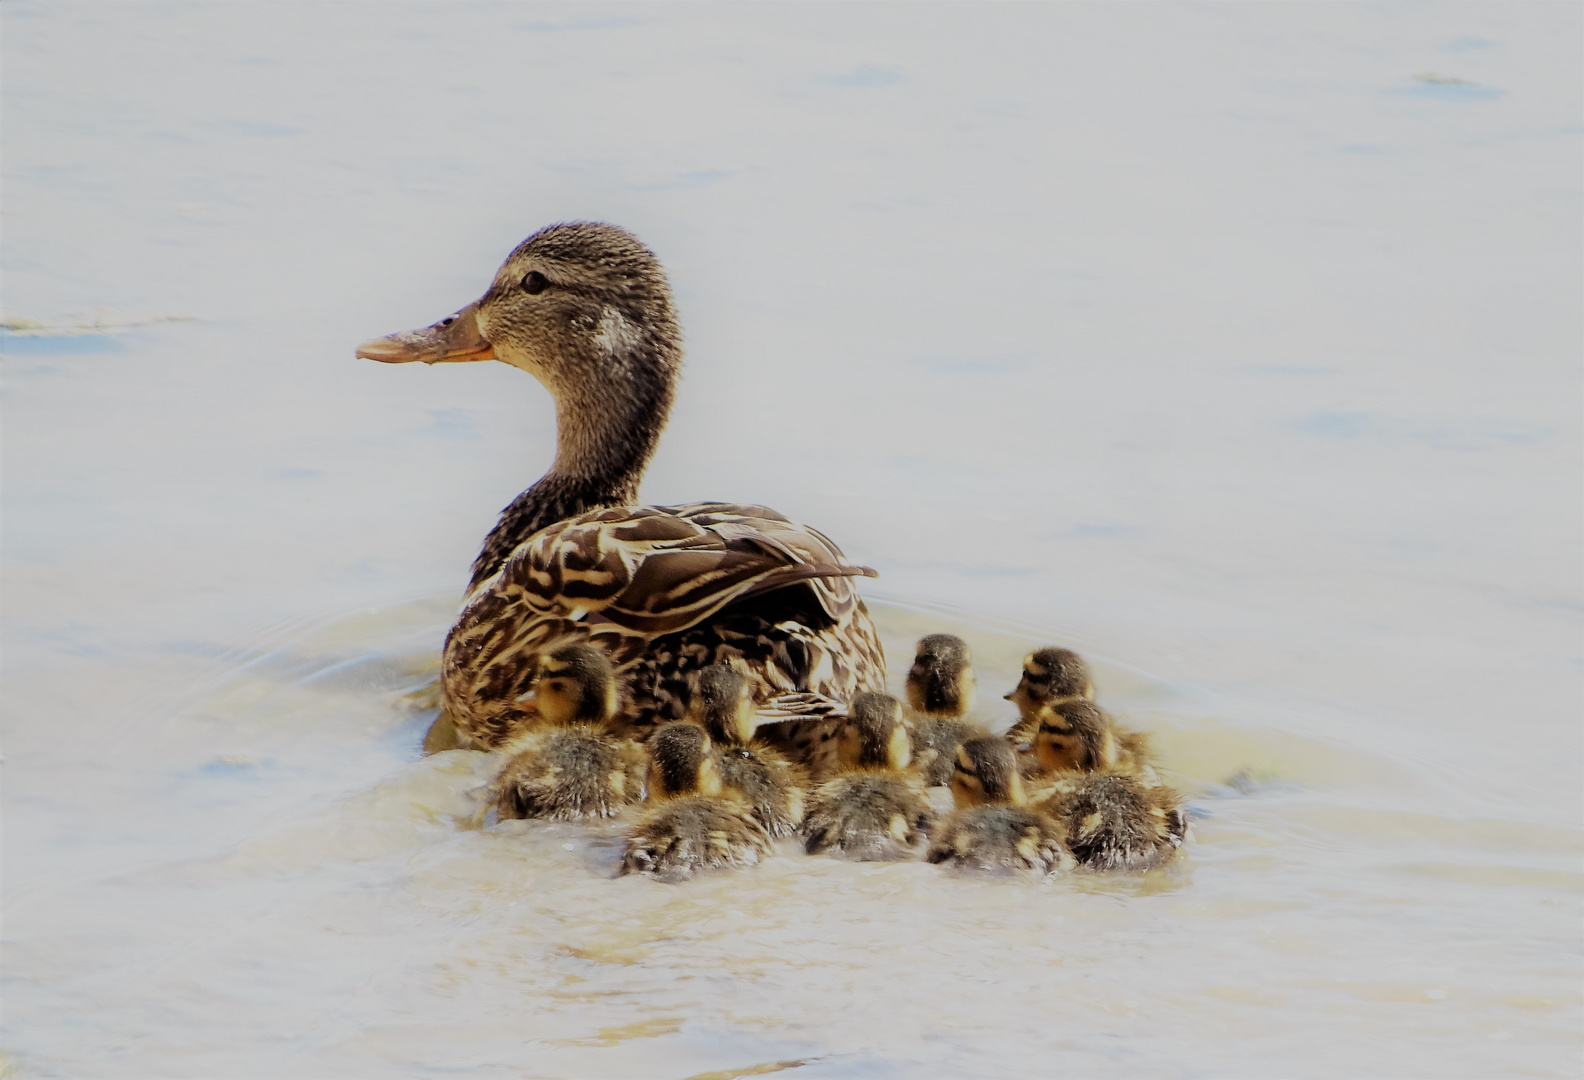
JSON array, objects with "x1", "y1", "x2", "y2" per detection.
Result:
[{"x1": 361, "y1": 222, "x2": 888, "y2": 766}]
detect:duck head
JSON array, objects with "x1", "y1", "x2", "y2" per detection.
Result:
[
  {"x1": 1004, "y1": 647, "x2": 1094, "y2": 716},
  {"x1": 838, "y1": 692, "x2": 912, "y2": 772},
  {"x1": 530, "y1": 641, "x2": 620, "y2": 727},
  {"x1": 686, "y1": 665, "x2": 757, "y2": 748},
  {"x1": 905, "y1": 633, "x2": 976, "y2": 718},
  {"x1": 950, "y1": 735, "x2": 1027, "y2": 809},
  {"x1": 357, "y1": 222, "x2": 682, "y2": 492},
  {"x1": 1033, "y1": 699, "x2": 1116, "y2": 773},
  {"x1": 646, "y1": 721, "x2": 722, "y2": 800}
]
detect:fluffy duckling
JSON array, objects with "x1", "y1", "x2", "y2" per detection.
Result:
[
  {"x1": 1030, "y1": 699, "x2": 1153, "y2": 778},
  {"x1": 927, "y1": 736, "x2": 1071, "y2": 875},
  {"x1": 904, "y1": 634, "x2": 988, "y2": 786},
  {"x1": 620, "y1": 722, "x2": 774, "y2": 881},
  {"x1": 1003, "y1": 647, "x2": 1095, "y2": 748},
  {"x1": 686, "y1": 666, "x2": 808, "y2": 837},
  {"x1": 492, "y1": 643, "x2": 647, "y2": 820},
  {"x1": 1036, "y1": 772, "x2": 1187, "y2": 872},
  {"x1": 1005, "y1": 647, "x2": 1153, "y2": 773},
  {"x1": 802, "y1": 692, "x2": 934, "y2": 861}
]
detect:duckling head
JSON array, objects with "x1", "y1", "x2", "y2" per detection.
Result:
[
  {"x1": 534, "y1": 642, "x2": 619, "y2": 726},
  {"x1": 905, "y1": 634, "x2": 976, "y2": 718},
  {"x1": 1005, "y1": 647, "x2": 1094, "y2": 715},
  {"x1": 950, "y1": 735, "x2": 1028, "y2": 809},
  {"x1": 358, "y1": 222, "x2": 681, "y2": 495},
  {"x1": 646, "y1": 722, "x2": 722, "y2": 800},
  {"x1": 838, "y1": 692, "x2": 912, "y2": 771},
  {"x1": 1033, "y1": 700, "x2": 1117, "y2": 773},
  {"x1": 687, "y1": 665, "x2": 756, "y2": 747}
]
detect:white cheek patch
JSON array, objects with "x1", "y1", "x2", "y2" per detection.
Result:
[{"x1": 593, "y1": 306, "x2": 643, "y2": 359}]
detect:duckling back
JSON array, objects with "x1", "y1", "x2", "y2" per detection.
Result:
[
  {"x1": 802, "y1": 693, "x2": 934, "y2": 861},
  {"x1": 927, "y1": 805, "x2": 1072, "y2": 876},
  {"x1": 803, "y1": 772, "x2": 933, "y2": 861},
  {"x1": 494, "y1": 726, "x2": 647, "y2": 820},
  {"x1": 1040, "y1": 773, "x2": 1187, "y2": 871},
  {"x1": 620, "y1": 797, "x2": 774, "y2": 882},
  {"x1": 621, "y1": 720, "x2": 776, "y2": 881}
]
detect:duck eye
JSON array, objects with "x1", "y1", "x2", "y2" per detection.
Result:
[{"x1": 522, "y1": 270, "x2": 550, "y2": 295}]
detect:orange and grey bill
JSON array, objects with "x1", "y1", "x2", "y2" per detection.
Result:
[{"x1": 356, "y1": 304, "x2": 494, "y2": 364}]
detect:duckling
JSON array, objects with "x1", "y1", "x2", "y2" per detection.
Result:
[
  {"x1": 802, "y1": 692, "x2": 934, "y2": 861},
  {"x1": 620, "y1": 722, "x2": 774, "y2": 881},
  {"x1": 1029, "y1": 699, "x2": 1153, "y2": 778},
  {"x1": 492, "y1": 643, "x2": 647, "y2": 820},
  {"x1": 927, "y1": 736, "x2": 1071, "y2": 875},
  {"x1": 1003, "y1": 647, "x2": 1095, "y2": 748},
  {"x1": 686, "y1": 665, "x2": 808, "y2": 837},
  {"x1": 904, "y1": 634, "x2": 988, "y2": 786},
  {"x1": 1036, "y1": 772, "x2": 1187, "y2": 872},
  {"x1": 1006, "y1": 646, "x2": 1154, "y2": 772}
]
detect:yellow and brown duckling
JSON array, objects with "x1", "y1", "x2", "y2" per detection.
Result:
[
  {"x1": 1029, "y1": 699, "x2": 1153, "y2": 778},
  {"x1": 1035, "y1": 772, "x2": 1187, "y2": 872},
  {"x1": 803, "y1": 692, "x2": 934, "y2": 861},
  {"x1": 620, "y1": 721, "x2": 774, "y2": 881},
  {"x1": 927, "y1": 736, "x2": 1072, "y2": 875},
  {"x1": 686, "y1": 665, "x2": 808, "y2": 837},
  {"x1": 492, "y1": 643, "x2": 647, "y2": 821},
  {"x1": 904, "y1": 634, "x2": 988, "y2": 787},
  {"x1": 1003, "y1": 647, "x2": 1095, "y2": 748},
  {"x1": 1006, "y1": 646, "x2": 1153, "y2": 773}
]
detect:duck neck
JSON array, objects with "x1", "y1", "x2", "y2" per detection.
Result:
[{"x1": 467, "y1": 352, "x2": 674, "y2": 591}]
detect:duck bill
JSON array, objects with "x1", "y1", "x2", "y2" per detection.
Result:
[{"x1": 356, "y1": 304, "x2": 494, "y2": 364}]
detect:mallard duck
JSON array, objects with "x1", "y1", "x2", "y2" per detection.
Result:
[
  {"x1": 492, "y1": 642, "x2": 647, "y2": 820},
  {"x1": 803, "y1": 692, "x2": 934, "y2": 861},
  {"x1": 1002, "y1": 647, "x2": 1095, "y2": 748},
  {"x1": 1027, "y1": 699, "x2": 1154, "y2": 777},
  {"x1": 1005, "y1": 646, "x2": 1153, "y2": 771},
  {"x1": 927, "y1": 736, "x2": 1071, "y2": 875},
  {"x1": 358, "y1": 222, "x2": 886, "y2": 759},
  {"x1": 686, "y1": 665, "x2": 808, "y2": 836},
  {"x1": 1035, "y1": 772, "x2": 1187, "y2": 872},
  {"x1": 903, "y1": 633, "x2": 986, "y2": 786},
  {"x1": 620, "y1": 721, "x2": 774, "y2": 881}
]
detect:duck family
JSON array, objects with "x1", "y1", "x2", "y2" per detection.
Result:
[{"x1": 358, "y1": 221, "x2": 1190, "y2": 882}]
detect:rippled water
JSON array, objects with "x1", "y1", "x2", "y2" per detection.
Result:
[
  {"x1": 5, "y1": 3, "x2": 1580, "y2": 1077},
  {"x1": 5, "y1": 597, "x2": 1579, "y2": 1078}
]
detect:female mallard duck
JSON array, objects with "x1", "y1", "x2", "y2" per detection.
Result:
[
  {"x1": 1034, "y1": 772, "x2": 1187, "y2": 872},
  {"x1": 358, "y1": 222, "x2": 886, "y2": 764},
  {"x1": 492, "y1": 642, "x2": 647, "y2": 820},
  {"x1": 620, "y1": 721, "x2": 774, "y2": 881},
  {"x1": 904, "y1": 633, "x2": 986, "y2": 786},
  {"x1": 927, "y1": 736, "x2": 1071, "y2": 875},
  {"x1": 802, "y1": 692, "x2": 934, "y2": 861},
  {"x1": 686, "y1": 665, "x2": 808, "y2": 837}
]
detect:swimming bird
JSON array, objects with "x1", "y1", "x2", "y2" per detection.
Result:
[
  {"x1": 1005, "y1": 647, "x2": 1153, "y2": 772},
  {"x1": 491, "y1": 642, "x2": 647, "y2": 821},
  {"x1": 903, "y1": 633, "x2": 987, "y2": 786},
  {"x1": 927, "y1": 736, "x2": 1071, "y2": 875},
  {"x1": 1003, "y1": 647, "x2": 1096, "y2": 748},
  {"x1": 685, "y1": 665, "x2": 808, "y2": 837},
  {"x1": 1035, "y1": 771, "x2": 1187, "y2": 872},
  {"x1": 358, "y1": 222, "x2": 886, "y2": 759},
  {"x1": 803, "y1": 692, "x2": 934, "y2": 861},
  {"x1": 620, "y1": 721, "x2": 774, "y2": 881}
]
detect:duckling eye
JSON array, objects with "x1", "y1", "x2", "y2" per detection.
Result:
[{"x1": 522, "y1": 270, "x2": 550, "y2": 295}]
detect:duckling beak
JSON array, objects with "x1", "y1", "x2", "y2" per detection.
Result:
[{"x1": 356, "y1": 304, "x2": 494, "y2": 365}]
